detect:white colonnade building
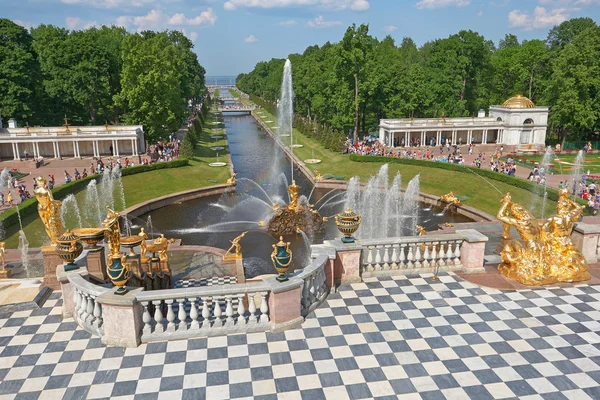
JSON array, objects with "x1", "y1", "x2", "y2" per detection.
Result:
[
  {"x1": 379, "y1": 95, "x2": 549, "y2": 151},
  {"x1": 0, "y1": 117, "x2": 145, "y2": 160}
]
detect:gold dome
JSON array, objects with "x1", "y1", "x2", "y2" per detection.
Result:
[{"x1": 502, "y1": 95, "x2": 535, "y2": 109}]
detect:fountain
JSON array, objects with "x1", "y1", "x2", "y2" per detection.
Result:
[
  {"x1": 60, "y1": 194, "x2": 83, "y2": 229},
  {"x1": 209, "y1": 153, "x2": 227, "y2": 167},
  {"x1": 112, "y1": 165, "x2": 127, "y2": 211},
  {"x1": 84, "y1": 180, "x2": 104, "y2": 224},
  {"x1": 528, "y1": 146, "x2": 553, "y2": 216},
  {"x1": 571, "y1": 150, "x2": 585, "y2": 199}
]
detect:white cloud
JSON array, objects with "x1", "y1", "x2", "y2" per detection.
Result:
[
  {"x1": 383, "y1": 25, "x2": 397, "y2": 32},
  {"x1": 416, "y1": 0, "x2": 470, "y2": 9},
  {"x1": 14, "y1": 20, "x2": 34, "y2": 29},
  {"x1": 61, "y1": 0, "x2": 154, "y2": 9},
  {"x1": 65, "y1": 17, "x2": 98, "y2": 30},
  {"x1": 190, "y1": 31, "x2": 198, "y2": 41},
  {"x1": 224, "y1": 0, "x2": 369, "y2": 11},
  {"x1": 278, "y1": 20, "x2": 298, "y2": 27},
  {"x1": 477, "y1": 10, "x2": 483, "y2": 16},
  {"x1": 508, "y1": 6, "x2": 569, "y2": 30},
  {"x1": 116, "y1": 8, "x2": 216, "y2": 31},
  {"x1": 307, "y1": 15, "x2": 342, "y2": 28},
  {"x1": 244, "y1": 34, "x2": 258, "y2": 43}
]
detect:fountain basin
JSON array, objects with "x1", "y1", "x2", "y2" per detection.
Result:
[
  {"x1": 211, "y1": 146, "x2": 225, "y2": 151},
  {"x1": 211, "y1": 135, "x2": 223, "y2": 139},
  {"x1": 209, "y1": 162, "x2": 228, "y2": 167},
  {"x1": 120, "y1": 235, "x2": 144, "y2": 256},
  {"x1": 291, "y1": 144, "x2": 304, "y2": 148},
  {"x1": 304, "y1": 159, "x2": 322, "y2": 164},
  {"x1": 279, "y1": 134, "x2": 290, "y2": 138}
]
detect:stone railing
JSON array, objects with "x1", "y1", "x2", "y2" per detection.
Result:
[
  {"x1": 67, "y1": 273, "x2": 111, "y2": 337},
  {"x1": 361, "y1": 234, "x2": 464, "y2": 277},
  {"x1": 295, "y1": 254, "x2": 329, "y2": 317},
  {"x1": 136, "y1": 282, "x2": 271, "y2": 343}
]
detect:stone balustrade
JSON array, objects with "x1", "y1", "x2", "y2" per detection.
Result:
[
  {"x1": 136, "y1": 283, "x2": 272, "y2": 342},
  {"x1": 295, "y1": 254, "x2": 329, "y2": 317},
  {"x1": 361, "y1": 234, "x2": 464, "y2": 277},
  {"x1": 68, "y1": 273, "x2": 111, "y2": 337},
  {"x1": 57, "y1": 231, "x2": 487, "y2": 347},
  {"x1": 571, "y1": 223, "x2": 600, "y2": 264}
]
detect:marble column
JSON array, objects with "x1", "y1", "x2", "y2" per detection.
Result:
[
  {"x1": 15, "y1": 143, "x2": 20, "y2": 160},
  {"x1": 75, "y1": 141, "x2": 81, "y2": 158},
  {"x1": 72, "y1": 142, "x2": 77, "y2": 158},
  {"x1": 115, "y1": 140, "x2": 120, "y2": 157}
]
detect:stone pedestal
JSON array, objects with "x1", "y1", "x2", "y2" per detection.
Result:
[
  {"x1": 266, "y1": 278, "x2": 303, "y2": 327},
  {"x1": 0, "y1": 269, "x2": 11, "y2": 279},
  {"x1": 125, "y1": 254, "x2": 143, "y2": 276},
  {"x1": 572, "y1": 223, "x2": 600, "y2": 264},
  {"x1": 97, "y1": 288, "x2": 144, "y2": 348},
  {"x1": 86, "y1": 247, "x2": 107, "y2": 281},
  {"x1": 456, "y1": 229, "x2": 488, "y2": 273},
  {"x1": 41, "y1": 245, "x2": 62, "y2": 290},
  {"x1": 235, "y1": 259, "x2": 245, "y2": 284},
  {"x1": 332, "y1": 246, "x2": 362, "y2": 284},
  {"x1": 56, "y1": 265, "x2": 90, "y2": 319}
]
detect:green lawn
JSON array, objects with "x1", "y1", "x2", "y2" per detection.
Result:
[
  {"x1": 214, "y1": 89, "x2": 220, "y2": 98},
  {"x1": 251, "y1": 106, "x2": 557, "y2": 219},
  {"x1": 3, "y1": 109, "x2": 231, "y2": 249},
  {"x1": 509, "y1": 151, "x2": 600, "y2": 174},
  {"x1": 229, "y1": 89, "x2": 239, "y2": 98}
]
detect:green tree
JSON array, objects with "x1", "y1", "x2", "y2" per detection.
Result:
[{"x1": 0, "y1": 19, "x2": 41, "y2": 124}]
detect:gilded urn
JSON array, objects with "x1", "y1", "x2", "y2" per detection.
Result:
[
  {"x1": 55, "y1": 230, "x2": 84, "y2": 271},
  {"x1": 271, "y1": 236, "x2": 293, "y2": 282},
  {"x1": 335, "y1": 208, "x2": 361, "y2": 243},
  {"x1": 107, "y1": 255, "x2": 130, "y2": 295}
]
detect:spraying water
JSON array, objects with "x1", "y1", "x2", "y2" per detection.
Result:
[
  {"x1": 278, "y1": 59, "x2": 294, "y2": 182},
  {"x1": 571, "y1": 150, "x2": 585, "y2": 200},
  {"x1": 528, "y1": 146, "x2": 553, "y2": 217},
  {"x1": 18, "y1": 230, "x2": 29, "y2": 273},
  {"x1": 84, "y1": 180, "x2": 103, "y2": 224},
  {"x1": 402, "y1": 175, "x2": 420, "y2": 236},
  {"x1": 112, "y1": 165, "x2": 127, "y2": 211},
  {"x1": 146, "y1": 216, "x2": 154, "y2": 237},
  {"x1": 100, "y1": 168, "x2": 115, "y2": 209},
  {"x1": 60, "y1": 194, "x2": 83, "y2": 229}
]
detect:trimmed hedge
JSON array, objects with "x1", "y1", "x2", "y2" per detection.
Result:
[
  {"x1": 0, "y1": 158, "x2": 190, "y2": 228},
  {"x1": 348, "y1": 155, "x2": 589, "y2": 210}
]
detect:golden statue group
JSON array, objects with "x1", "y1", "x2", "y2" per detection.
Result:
[{"x1": 497, "y1": 190, "x2": 590, "y2": 285}]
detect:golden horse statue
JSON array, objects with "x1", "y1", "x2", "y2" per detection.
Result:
[
  {"x1": 146, "y1": 234, "x2": 174, "y2": 263},
  {"x1": 34, "y1": 176, "x2": 63, "y2": 245},
  {"x1": 497, "y1": 191, "x2": 590, "y2": 285}
]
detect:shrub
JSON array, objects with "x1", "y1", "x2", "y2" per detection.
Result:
[{"x1": 180, "y1": 134, "x2": 196, "y2": 159}]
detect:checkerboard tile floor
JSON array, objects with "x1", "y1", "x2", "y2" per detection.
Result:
[
  {"x1": 1, "y1": 272, "x2": 600, "y2": 400},
  {"x1": 174, "y1": 276, "x2": 237, "y2": 289}
]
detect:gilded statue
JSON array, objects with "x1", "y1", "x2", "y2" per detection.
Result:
[
  {"x1": 497, "y1": 191, "x2": 590, "y2": 285},
  {"x1": 34, "y1": 176, "x2": 63, "y2": 245},
  {"x1": 0, "y1": 242, "x2": 7, "y2": 277},
  {"x1": 287, "y1": 180, "x2": 300, "y2": 211},
  {"x1": 314, "y1": 170, "x2": 322, "y2": 182},
  {"x1": 439, "y1": 191, "x2": 461, "y2": 206},
  {"x1": 416, "y1": 225, "x2": 427, "y2": 236},
  {"x1": 138, "y1": 228, "x2": 149, "y2": 262},
  {"x1": 101, "y1": 206, "x2": 121, "y2": 259},
  {"x1": 147, "y1": 234, "x2": 174, "y2": 263},
  {"x1": 227, "y1": 173, "x2": 237, "y2": 184},
  {"x1": 224, "y1": 231, "x2": 247, "y2": 260}
]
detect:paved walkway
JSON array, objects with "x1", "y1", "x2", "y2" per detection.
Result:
[{"x1": 1, "y1": 273, "x2": 599, "y2": 399}]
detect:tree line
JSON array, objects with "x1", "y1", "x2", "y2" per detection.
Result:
[
  {"x1": 237, "y1": 18, "x2": 600, "y2": 145},
  {"x1": 0, "y1": 19, "x2": 206, "y2": 142}
]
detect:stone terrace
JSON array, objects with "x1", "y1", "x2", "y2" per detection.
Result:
[{"x1": 1, "y1": 272, "x2": 599, "y2": 400}]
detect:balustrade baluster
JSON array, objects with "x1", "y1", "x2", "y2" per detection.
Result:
[
  {"x1": 366, "y1": 246, "x2": 374, "y2": 272},
  {"x1": 86, "y1": 295, "x2": 96, "y2": 325},
  {"x1": 438, "y1": 242, "x2": 446, "y2": 267},
  {"x1": 225, "y1": 296, "x2": 234, "y2": 326},
  {"x1": 406, "y1": 245, "x2": 414, "y2": 268},
  {"x1": 446, "y1": 241, "x2": 455, "y2": 264},
  {"x1": 79, "y1": 292, "x2": 88, "y2": 321},
  {"x1": 177, "y1": 298, "x2": 188, "y2": 331},
  {"x1": 259, "y1": 292, "x2": 269, "y2": 323},
  {"x1": 399, "y1": 244, "x2": 406, "y2": 268},
  {"x1": 93, "y1": 299, "x2": 102, "y2": 329},
  {"x1": 431, "y1": 242, "x2": 438, "y2": 268},
  {"x1": 154, "y1": 300, "x2": 164, "y2": 333},
  {"x1": 423, "y1": 243, "x2": 430, "y2": 268},
  {"x1": 166, "y1": 300, "x2": 176, "y2": 332},
  {"x1": 309, "y1": 275, "x2": 317, "y2": 303},
  {"x1": 189, "y1": 298, "x2": 199, "y2": 330},
  {"x1": 391, "y1": 245, "x2": 399, "y2": 269},
  {"x1": 237, "y1": 294, "x2": 246, "y2": 325},
  {"x1": 454, "y1": 241, "x2": 462, "y2": 266},
  {"x1": 248, "y1": 293, "x2": 257, "y2": 324},
  {"x1": 142, "y1": 301, "x2": 152, "y2": 334},
  {"x1": 374, "y1": 246, "x2": 382, "y2": 271},
  {"x1": 414, "y1": 245, "x2": 422, "y2": 268},
  {"x1": 302, "y1": 279, "x2": 310, "y2": 310},
  {"x1": 74, "y1": 289, "x2": 81, "y2": 317},
  {"x1": 201, "y1": 297, "x2": 210, "y2": 329},
  {"x1": 383, "y1": 245, "x2": 391, "y2": 270},
  {"x1": 213, "y1": 297, "x2": 223, "y2": 328}
]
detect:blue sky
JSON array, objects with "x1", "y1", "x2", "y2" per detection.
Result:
[{"x1": 5, "y1": 0, "x2": 600, "y2": 76}]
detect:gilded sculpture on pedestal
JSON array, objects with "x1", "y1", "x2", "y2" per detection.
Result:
[
  {"x1": 34, "y1": 176, "x2": 63, "y2": 245},
  {"x1": 496, "y1": 191, "x2": 590, "y2": 285},
  {"x1": 287, "y1": 180, "x2": 300, "y2": 211},
  {"x1": 101, "y1": 206, "x2": 122, "y2": 259},
  {"x1": 138, "y1": 228, "x2": 149, "y2": 262},
  {"x1": 224, "y1": 231, "x2": 247, "y2": 260},
  {"x1": 439, "y1": 191, "x2": 461, "y2": 206}
]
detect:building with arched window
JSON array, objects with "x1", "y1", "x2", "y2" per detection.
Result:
[{"x1": 379, "y1": 95, "x2": 549, "y2": 150}]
